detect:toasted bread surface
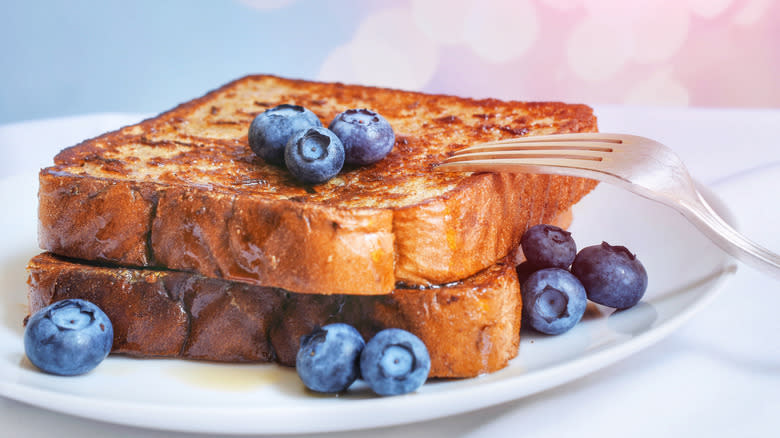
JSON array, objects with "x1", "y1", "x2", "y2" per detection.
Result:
[
  {"x1": 39, "y1": 75, "x2": 598, "y2": 294},
  {"x1": 27, "y1": 252, "x2": 522, "y2": 378}
]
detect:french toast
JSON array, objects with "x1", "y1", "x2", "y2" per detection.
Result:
[
  {"x1": 26, "y1": 207, "x2": 573, "y2": 378},
  {"x1": 28, "y1": 252, "x2": 522, "y2": 378},
  {"x1": 38, "y1": 75, "x2": 598, "y2": 295}
]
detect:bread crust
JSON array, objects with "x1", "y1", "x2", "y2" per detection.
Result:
[
  {"x1": 38, "y1": 75, "x2": 598, "y2": 294},
  {"x1": 27, "y1": 252, "x2": 521, "y2": 378}
]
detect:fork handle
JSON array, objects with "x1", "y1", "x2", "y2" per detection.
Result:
[{"x1": 679, "y1": 195, "x2": 780, "y2": 280}]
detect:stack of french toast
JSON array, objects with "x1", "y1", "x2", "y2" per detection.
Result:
[{"x1": 26, "y1": 75, "x2": 599, "y2": 378}]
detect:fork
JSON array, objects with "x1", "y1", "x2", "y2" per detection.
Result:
[{"x1": 436, "y1": 133, "x2": 780, "y2": 279}]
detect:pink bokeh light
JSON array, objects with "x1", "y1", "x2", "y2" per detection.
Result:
[{"x1": 315, "y1": 0, "x2": 779, "y2": 107}]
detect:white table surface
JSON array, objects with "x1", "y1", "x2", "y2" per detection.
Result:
[{"x1": 1, "y1": 107, "x2": 778, "y2": 437}]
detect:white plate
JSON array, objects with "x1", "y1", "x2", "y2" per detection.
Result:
[{"x1": 0, "y1": 171, "x2": 735, "y2": 435}]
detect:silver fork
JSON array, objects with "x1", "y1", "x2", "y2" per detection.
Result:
[{"x1": 436, "y1": 132, "x2": 780, "y2": 279}]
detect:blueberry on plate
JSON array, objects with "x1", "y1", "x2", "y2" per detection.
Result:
[
  {"x1": 24, "y1": 299, "x2": 113, "y2": 376},
  {"x1": 296, "y1": 323, "x2": 365, "y2": 393},
  {"x1": 522, "y1": 268, "x2": 587, "y2": 335},
  {"x1": 360, "y1": 328, "x2": 430, "y2": 396},
  {"x1": 249, "y1": 104, "x2": 322, "y2": 165},
  {"x1": 284, "y1": 127, "x2": 345, "y2": 184},
  {"x1": 521, "y1": 224, "x2": 577, "y2": 269},
  {"x1": 572, "y1": 242, "x2": 648, "y2": 309},
  {"x1": 328, "y1": 109, "x2": 395, "y2": 165}
]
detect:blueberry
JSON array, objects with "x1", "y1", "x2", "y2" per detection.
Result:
[
  {"x1": 24, "y1": 299, "x2": 113, "y2": 376},
  {"x1": 328, "y1": 109, "x2": 395, "y2": 165},
  {"x1": 284, "y1": 127, "x2": 345, "y2": 184},
  {"x1": 515, "y1": 261, "x2": 537, "y2": 287},
  {"x1": 249, "y1": 104, "x2": 322, "y2": 165},
  {"x1": 296, "y1": 323, "x2": 365, "y2": 393},
  {"x1": 521, "y1": 224, "x2": 577, "y2": 269},
  {"x1": 571, "y1": 242, "x2": 648, "y2": 309},
  {"x1": 522, "y1": 268, "x2": 587, "y2": 335},
  {"x1": 360, "y1": 328, "x2": 430, "y2": 396}
]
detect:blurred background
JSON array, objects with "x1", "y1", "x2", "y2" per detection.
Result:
[{"x1": 1, "y1": 0, "x2": 778, "y2": 125}]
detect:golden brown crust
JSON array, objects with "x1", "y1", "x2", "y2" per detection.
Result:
[
  {"x1": 38, "y1": 75, "x2": 598, "y2": 294},
  {"x1": 37, "y1": 172, "x2": 158, "y2": 266},
  {"x1": 151, "y1": 187, "x2": 396, "y2": 294},
  {"x1": 27, "y1": 252, "x2": 521, "y2": 378}
]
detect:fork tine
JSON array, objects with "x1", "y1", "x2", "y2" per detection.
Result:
[
  {"x1": 453, "y1": 132, "x2": 625, "y2": 154},
  {"x1": 452, "y1": 141, "x2": 616, "y2": 155},
  {"x1": 444, "y1": 148, "x2": 608, "y2": 164},
  {"x1": 435, "y1": 158, "x2": 606, "y2": 180},
  {"x1": 481, "y1": 132, "x2": 626, "y2": 144}
]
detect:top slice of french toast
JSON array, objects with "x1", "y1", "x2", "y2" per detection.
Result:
[{"x1": 39, "y1": 75, "x2": 598, "y2": 295}]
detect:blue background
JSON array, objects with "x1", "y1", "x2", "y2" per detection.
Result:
[{"x1": 0, "y1": 0, "x2": 363, "y2": 124}]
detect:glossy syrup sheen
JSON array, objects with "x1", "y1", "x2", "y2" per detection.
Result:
[{"x1": 49, "y1": 75, "x2": 596, "y2": 209}]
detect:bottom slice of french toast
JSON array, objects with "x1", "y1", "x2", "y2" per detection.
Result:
[{"x1": 27, "y1": 252, "x2": 522, "y2": 378}]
